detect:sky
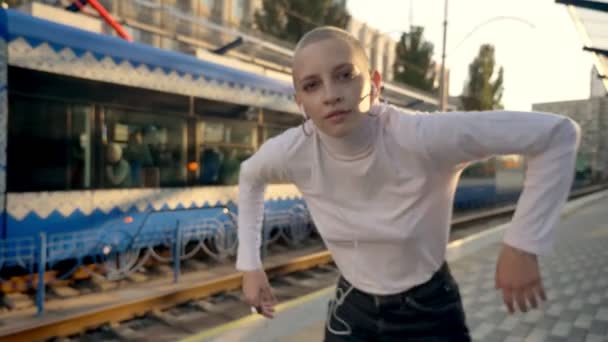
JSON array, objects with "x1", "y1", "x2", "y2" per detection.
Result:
[{"x1": 346, "y1": 0, "x2": 595, "y2": 110}]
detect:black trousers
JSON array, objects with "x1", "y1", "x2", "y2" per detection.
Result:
[{"x1": 324, "y1": 262, "x2": 471, "y2": 342}]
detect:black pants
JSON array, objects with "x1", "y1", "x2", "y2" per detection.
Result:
[{"x1": 324, "y1": 262, "x2": 471, "y2": 342}]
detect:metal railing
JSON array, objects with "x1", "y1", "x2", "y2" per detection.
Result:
[{"x1": 0, "y1": 201, "x2": 313, "y2": 315}]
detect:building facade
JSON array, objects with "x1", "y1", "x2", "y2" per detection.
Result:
[
  {"x1": 346, "y1": 17, "x2": 396, "y2": 82},
  {"x1": 533, "y1": 98, "x2": 608, "y2": 181},
  {"x1": 590, "y1": 66, "x2": 607, "y2": 98}
]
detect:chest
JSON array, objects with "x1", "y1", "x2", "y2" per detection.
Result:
[{"x1": 295, "y1": 139, "x2": 428, "y2": 205}]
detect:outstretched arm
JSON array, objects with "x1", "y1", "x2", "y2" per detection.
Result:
[{"x1": 416, "y1": 110, "x2": 580, "y2": 313}]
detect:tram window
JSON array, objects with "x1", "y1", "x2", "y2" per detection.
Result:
[
  {"x1": 71, "y1": 106, "x2": 93, "y2": 189},
  {"x1": 102, "y1": 109, "x2": 187, "y2": 188},
  {"x1": 194, "y1": 99, "x2": 257, "y2": 122},
  {"x1": 263, "y1": 126, "x2": 286, "y2": 141},
  {"x1": 260, "y1": 109, "x2": 301, "y2": 144},
  {"x1": 7, "y1": 96, "x2": 93, "y2": 192},
  {"x1": 196, "y1": 120, "x2": 255, "y2": 186},
  {"x1": 262, "y1": 109, "x2": 302, "y2": 129}
]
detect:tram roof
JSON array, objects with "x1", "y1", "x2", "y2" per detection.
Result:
[{"x1": 0, "y1": 8, "x2": 298, "y2": 113}]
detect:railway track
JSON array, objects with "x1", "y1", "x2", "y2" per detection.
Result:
[{"x1": 0, "y1": 185, "x2": 604, "y2": 342}]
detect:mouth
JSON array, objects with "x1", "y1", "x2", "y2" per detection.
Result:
[{"x1": 324, "y1": 109, "x2": 351, "y2": 120}]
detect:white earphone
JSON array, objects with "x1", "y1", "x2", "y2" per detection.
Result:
[{"x1": 298, "y1": 103, "x2": 307, "y2": 118}]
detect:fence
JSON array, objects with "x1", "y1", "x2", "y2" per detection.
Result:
[{"x1": 0, "y1": 202, "x2": 313, "y2": 315}]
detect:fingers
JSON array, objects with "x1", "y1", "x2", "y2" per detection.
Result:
[
  {"x1": 261, "y1": 285, "x2": 277, "y2": 305},
  {"x1": 527, "y1": 287, "x2": 538, "y2": 309},
  {"x1": 259, "y1": 286, "x2": 276, "y2": 318},
  {"x1": 242, "y1": 270, "x2": 276, "y2": 319},
  {"x1": 501, "y1": 281, "x2": 547, "y2": 314},
  {"x1": 502, "y1": 287, "x2": 515, "y2": 314},
  {"x1": 259, "y1": 302, "x2": 276, "y2": 318},
  {"x1": 537, "y1": 282, "x2": 547, "y2": 301},
  {"x1": 515, "y1": 289, "x2": 528, "y2": 313},
  {"x1": 246, "y1": 286, "x2": 276, "y2": 318}
]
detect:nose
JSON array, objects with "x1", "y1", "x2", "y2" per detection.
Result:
[{"x1": 322, "y1": 84, "x2": 344, "y2": 106}]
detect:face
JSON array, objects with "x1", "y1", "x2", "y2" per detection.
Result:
[{"x1": 293, "y1": 38, "x2": 381, "y2": 137}]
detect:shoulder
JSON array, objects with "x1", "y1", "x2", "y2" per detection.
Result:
[
  {"x1": 242, "y1": 124, "x2": 308, "y2": 168},
  {"x1": 375, "y1": 103, "x2": 428, "y2": 148}
]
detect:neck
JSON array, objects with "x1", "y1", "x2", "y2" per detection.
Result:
[{"x1": 316, "y1": 115, "x2": 376, "y2": 160}]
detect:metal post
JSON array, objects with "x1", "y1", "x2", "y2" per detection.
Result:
[
  {"x1": 36, "y1": 232, "x2": 46, "y2": 316},
  {"x1": 173, "y1": 221, "x2": 181, "y2": 283},
  {"x1": 439, "y1": 0, "x2": 449, "y2": 112}
]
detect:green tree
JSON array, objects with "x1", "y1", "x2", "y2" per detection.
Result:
[
  {"x1": 461, "y1": 44, "x2": 504, "y2": 110},
  {"x1": 255, "y1": 0, "x2": 350, "y2": 44},
  {"x1": 393, "y1": 26, "x2": 437, "y2": 92}
]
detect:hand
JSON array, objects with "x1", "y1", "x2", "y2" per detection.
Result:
[
  {"x1": 495, "y1": 243, "x2": 547, "y2": 314},
  {"x1": 242, "y1": 269, "x2": 276, "y2": 318}
]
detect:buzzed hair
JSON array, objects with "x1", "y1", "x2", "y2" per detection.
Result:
[{"x1": 294, "y1": 26, "x2": 370, "y2": 67}]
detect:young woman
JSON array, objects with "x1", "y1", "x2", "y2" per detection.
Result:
[{"x1": 236, "y1": 26, "x2": 580, "y2": 341}]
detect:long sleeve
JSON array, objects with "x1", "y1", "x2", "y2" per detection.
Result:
[
  {"x1": 235, "y1": 136, "x2": 290, "y2": 271},
  {"x1": 416, "y1": 110, "x2": 581, "y2": 255}
]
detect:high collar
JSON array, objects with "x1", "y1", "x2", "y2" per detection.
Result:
[{"x1": 315, "y1": 115, "x2": 377, "y2": 161}]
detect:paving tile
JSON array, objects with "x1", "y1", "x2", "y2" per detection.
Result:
[
  {"x1": 584, "y1": 334, "x2": 605, "y2": 342},
  {"x1": 549, "y1": 320, "x2": 571, "y2": 337},
  {"x1": 497, "y1": 315, "x2": 519, "y2": 331},
  {"x1": 573, "y1": 313, "x2": 593, "y2": 329},
  {"x1": 588, "y1": 320, "x2": 608, "y2": 336},
  {"x1": 470, "y1": 322, "x2": 495, "y2": 340},
  {"x1": 508, "y1": 322, "x2": 534, "y2": 338},
  {"x1": 594, "y1": 307, "x2": 608, "y2": 321},
  {"x1": 524, "y1": 328, "x2": 548, "y2": 342}
]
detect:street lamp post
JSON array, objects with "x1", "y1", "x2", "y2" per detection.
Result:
[
  {"x1": 437, "y1": 4, "x2": 535, "y2": 112},
  {"x1": 439, "y1": 0, "x2": 449, "y2": 111}
]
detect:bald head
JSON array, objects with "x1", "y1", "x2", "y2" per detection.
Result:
[{"x1": 293, "y1": 26, "x2": 370, "y2": 69}]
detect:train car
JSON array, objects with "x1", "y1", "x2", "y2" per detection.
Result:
[
  {"x1": 0, "y1": 8, "x2": 523, "y2": 274},
  {"x1": 0, "y1": 8, "x2": 308, "y2": 271}
]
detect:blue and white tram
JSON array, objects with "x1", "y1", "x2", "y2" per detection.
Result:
[{"x1": 0, "y1": 9, "x2": 522, "y2": 270}]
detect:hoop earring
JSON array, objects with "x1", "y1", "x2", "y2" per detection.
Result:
[
  {"x1": 369, "y1": 97, "x2": 389, "y2": 117},
  {"x1": 301, "y1": 117, "x2": 312, "y2": 137},
  {"x1": 298, "y1": 104, "x2": 313, "y2": 137}
]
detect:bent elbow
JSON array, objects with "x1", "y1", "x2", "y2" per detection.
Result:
[
  {"x1": 238, "y1": 159, "x2": 254, "y2": 184},
  {"x1": 561, "y1": 117, "x2": 581, "y2": 150}
]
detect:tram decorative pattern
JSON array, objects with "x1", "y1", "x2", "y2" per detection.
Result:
[{"x1": 4, "y1": 9, "x2": 298, "y2": 115}]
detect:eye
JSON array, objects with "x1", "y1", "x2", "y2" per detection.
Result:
[
  {"x1": 302, "y1": 81, "x2": 319, "y2": 92},
  {"x1": 338, "y1": 70, "x2": 353, "y2": 80}
]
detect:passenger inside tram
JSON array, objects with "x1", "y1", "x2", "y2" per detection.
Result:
[
  {"x1": 104, "y1": 143, "x2": 131, "y2": 188},
  {"x1": 123, "y1": 130, "x2": 153, "y2": 186}
]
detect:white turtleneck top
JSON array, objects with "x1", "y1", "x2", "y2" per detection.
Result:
[{"x1": 236, "y1": 104, "x2": 580, "y2": 295}]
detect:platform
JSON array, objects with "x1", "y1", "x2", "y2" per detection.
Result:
[{"x1": 184, "y1": 190, "x2": 608, "y2": 342}]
